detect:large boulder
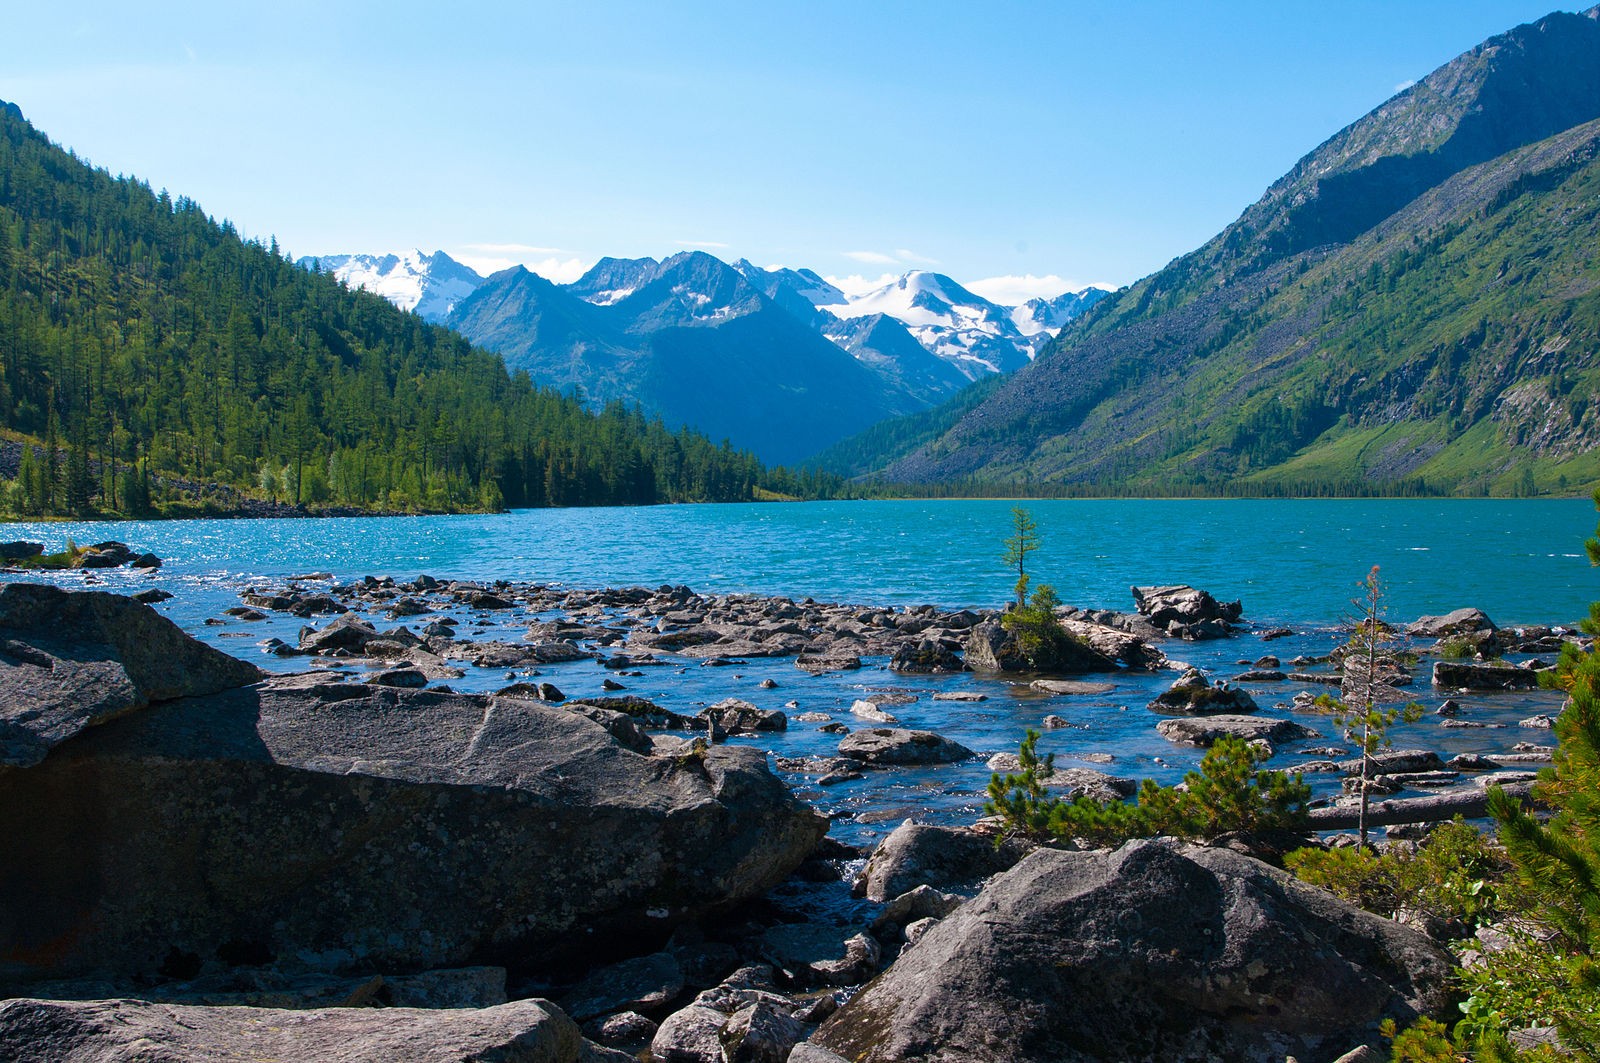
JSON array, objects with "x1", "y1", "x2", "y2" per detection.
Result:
[
  {"x1": 1130, "y1": 584, "x2": 1243, "y2": 634},
  {"x1": 1407, "y1": 608, "x2": 1496, "y2": 638},
  {"x1": 963, "y1": 620, "x2": 1027, "y2": 672},
  {"x1": 814, "y1": 840, "x2": 1455, "y2": 1062},
  {"x1": 0, "y1": 583, "x2": 264, "y2": 768},
  {"x1": 0, "y1": 676, "x2": 827, "y2": 989},
  {"x1": 0, "y1": 996, "x2": 632, "y2": 1062}
]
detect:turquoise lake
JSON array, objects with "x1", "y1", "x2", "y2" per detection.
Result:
[
  {"x1": 4, "y1": 497, "x2": 1592, "y2": 847},
  {"x1": 5, "y1": 497, "x2": 1596, "y2": 624}
]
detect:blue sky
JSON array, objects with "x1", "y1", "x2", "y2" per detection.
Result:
[{"x1": 0, "y1": 2, "x2": 1579, "y2": 303}]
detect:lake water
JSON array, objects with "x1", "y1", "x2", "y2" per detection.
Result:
[
  {"x1": 3, "y1": 497, "x2": 1592, "y2": 847},
  {"x1": 6, "y1": 497, "x2": 1596, "y2": 623}
]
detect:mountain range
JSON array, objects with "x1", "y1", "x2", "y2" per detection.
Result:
[
  {"x1": 820, "y1": 5, "x2": 1600, "y2": 496},
  {"x1": 300, "y1": 248, "x2": 1107, "y2": 464}
]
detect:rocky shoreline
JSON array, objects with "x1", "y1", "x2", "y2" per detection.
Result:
[{"x1": 0, "y1": 575, "x2": 1581, "y2": 1061}]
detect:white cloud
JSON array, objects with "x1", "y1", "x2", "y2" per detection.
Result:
[
  {"x1": 966, "y1": 273, "x2": 1114, "y2": 305},
  {"x1": 822, "y1": 272, "x2": 898, "y2": 298},
  {"x1": 843, "y1": 248, "x2": 941, "y2": 267},
  {"x1": 1394, "y1": 78, "x2": 1417, "y2": 93},
  {"x1": 463, "y1": 241, "x2": 568, "y2": 255},
  {"x1": 677, "y1": 239, "x2": 730, "y2": 249},
  {"x1": 452, "y1": 251, "x2": 594, "y2": 283},
  {"x1": 843, "y1": 250, "x2": 899, "y2": 265}
]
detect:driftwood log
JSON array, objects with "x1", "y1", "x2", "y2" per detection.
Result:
[{"x1": 1309, "y1": 781, "x2": 1536, "y2": 830}]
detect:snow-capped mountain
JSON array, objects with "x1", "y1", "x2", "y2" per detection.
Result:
[
  {"x1": 299, "y1": 250, "x2": 484, "y2": 322},
  {"x1": 818, "y1": 271, "x2": 1035, "y2": 378},
  {"x1": 1011, "y1": 288, "x2": 1111, "y2": 337},
  {"x1": 444, "y1": 252, "x2": 930, "y2": 465}
]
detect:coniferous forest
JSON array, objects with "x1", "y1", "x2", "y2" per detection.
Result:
[{"x1": 0, "y1": 101, "x2": 836, "y2": 517}]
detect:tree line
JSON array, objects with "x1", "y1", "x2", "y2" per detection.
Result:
[{"x1": 0, "y1": 101, "x2": 838, "y2": 517}]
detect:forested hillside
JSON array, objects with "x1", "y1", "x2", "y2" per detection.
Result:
[{"x1": 0, "y1": 101, "x2": 813, "y2": 517}]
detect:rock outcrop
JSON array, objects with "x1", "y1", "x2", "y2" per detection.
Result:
[
  {"x1": 814, "y1": 840, "x2": 1455, "y2": 1062},
  {"x1": 1130, "y1": 584, "x2": 1242, "y2": 639},
  {"x1": 0, "y1": 996, "x2": 632, "y2": 1062},
  {"x1": 1146, "y1": 666, "x2": 1260, "y2": 715},
  {"x1": 0, "y1": 582, "x2": 263, "y2": 768},
  {"x1": 0, "y1": 588, "x2": 826, "y2": 991}
]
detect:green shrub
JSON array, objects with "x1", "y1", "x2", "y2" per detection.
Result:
[
  {"x1": 1000, "y1": 584, "x2": 1083, "y2": 668},
  {"x1": 1286, "y1": 819, "x2": 1509, "y2": 929},
  {"x1": 986, "y1": 733, "x2": 1309, "y2": 848}
]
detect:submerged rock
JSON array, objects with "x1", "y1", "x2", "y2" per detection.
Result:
[{"x1": 814, "y1": 840, "x2": 1454, "y2": 1062}]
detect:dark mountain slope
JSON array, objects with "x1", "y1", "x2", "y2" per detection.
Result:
[
  {"x1": 878, "y1": 7, "x2": 1600, "y2": 495},
  {"x1": 449, "y1": 252, "x2": 926, "y2": 465}
]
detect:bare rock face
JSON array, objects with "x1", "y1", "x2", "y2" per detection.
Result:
[
  {"x1": 0, "y1": 583, "x2": 263, "y2": 768},
  {"x1": 0, "y1": 996, "x2": 633, "y2": 1063},
  {"x1": 815, "y1": 840, "x2": 1456, "y2": 1063},
  {"x1": 0, "y1": 674, "x2": 827, "y2": 989}
]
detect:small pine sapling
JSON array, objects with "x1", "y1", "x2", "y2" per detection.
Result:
[{"x1": 1313, "y1": 565, "x2": 1422, "y2": 848}]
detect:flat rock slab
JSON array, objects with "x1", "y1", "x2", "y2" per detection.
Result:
[
  {"x1": 837, "y1": 728, "x2": 974, "y2": 766},
  {"x1": 0, "y1": 996, "x2": 628, "y2": 1063},
  {"x1": 1029, "y1": 679, "x2": 1114, "y2": 696},
  {"x1": 815, "y1": 840, "x2": 1453, "y2": 1063},
  {"x1": 0, "y1": 583, "x2": 264, "y2": 768},
  {"x1": 0, "y1": 677, "x2": 826, "y2": 987},
  {"x1": 1155, "y1": 714, "x2": 1320, "y2": 747}
]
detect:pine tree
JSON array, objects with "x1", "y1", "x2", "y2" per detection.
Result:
[{"x1": 1002, "y1": 506, "x2": 1041, "y2": 608}]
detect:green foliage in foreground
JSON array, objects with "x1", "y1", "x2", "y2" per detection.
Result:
[
  {"x1": 0, "y1": 101, "x2": 834, "y2": 517},
  {"x1": 1286, "y1": 820, "x2": 1511, "y2": 931},
  {"x1": 985, "y1": 731, "x2": 1310, "y2": 848}
]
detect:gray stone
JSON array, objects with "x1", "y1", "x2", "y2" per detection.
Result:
[
  {"x1": 837, "y1": 728, "x2": 973, "y2": 766},
  {"x1": 1030, "y1": 679, "x2": 1114, "y2": 696},
  {"x1": 1407, "y1": 608, "x2": 1496, "y2": 638},
  {"x1": 1130, "y1": 584, "x2": 1242, "y2": 629},
  {"x1": 701, "y1": 698, "x2": 788, "y2": 734},
  {"x1": 0, "y1": 996, "x2": 608, "y2": 1062},
  {"x1": 1147, "y1": 666, "x2": 1259, "y2": 715},
  {"x1": 1154, "y1": 714, "x2": 1320, "y2": 747},
  {"x1": 652, "y1": 1004, "x2": 730, "y2": 1063},
  {"x1": 722, "y1": 1001, "x2": 812, "y2": 1063},
  {"x1": 789, "y1": 1046, "x2": 851, "y2": 1063},
  {"x1": 0, "y1": 583, "x2": 264, "y2": 768},
  {"x1": 0, "y1": 677, "x2": 826, "y2": 988},
  {"x1": 854, "y1": 822, "x2": 1026, "y2": 902},
  {"x1": 562, "y1": 951, "x2": 684, "y2": 1022},
  {"x1": 814, "y1": 840, "x2": 1454, "y2": 1063},
  {"x1": 1432, "y1": 661, "x2": 1538, "y2": 690}
]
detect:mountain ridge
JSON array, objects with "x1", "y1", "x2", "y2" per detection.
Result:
[{"x1": 838, "y1": 5, "x2": 1600, "y2": 496}]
